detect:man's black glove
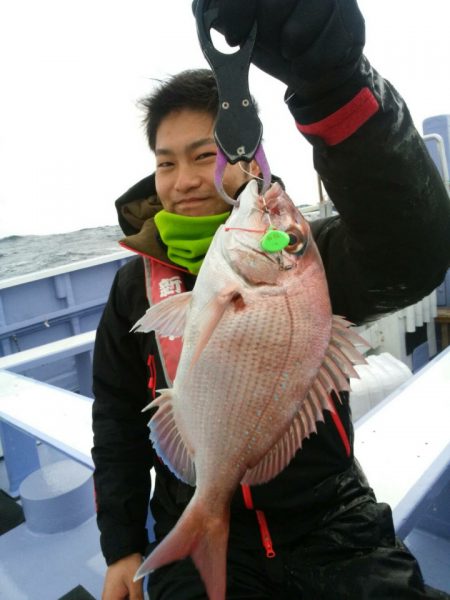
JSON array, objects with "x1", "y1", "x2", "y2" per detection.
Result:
[{"x1": 193, "y1": 0, "x2": 365, "y2": 105}]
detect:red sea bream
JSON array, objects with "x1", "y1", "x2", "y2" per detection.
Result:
[{"x1": 132, "y1": 180, "x2": 366, "y2": 599}]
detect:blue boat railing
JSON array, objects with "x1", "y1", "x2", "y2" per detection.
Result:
[
  {"x1": 0, "y1": 250, "x2": 132, "y2": 391},
  {"x1": 0, "y1": 331, "x2": 96, "y2": 496}
]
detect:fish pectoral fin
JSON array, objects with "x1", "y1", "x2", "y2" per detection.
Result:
[
  {"x1": 131, "y1": 291, "x2": 193, "y2": 337},
  {"x1": 149, "y1": 389, "x2": 196, "y2": 486},
  {"x1": 190, "y1": 284, "x2": 243, "y2": 367}
]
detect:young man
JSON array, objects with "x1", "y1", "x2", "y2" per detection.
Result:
[{"x1": 92, "y1": 1, "x2": 450, "y2": 598}]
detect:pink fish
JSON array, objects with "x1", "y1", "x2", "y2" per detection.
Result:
[{"x1": 132, "y1": 181, "x2": 366, "y2": 599}]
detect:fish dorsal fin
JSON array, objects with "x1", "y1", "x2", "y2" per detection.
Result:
[
  {"x1": 241, "y1": 316, "x2": 367, "y2": 486},
  {"x1": 131, "y1": 292, "x2": 193, "y2": 337},
  {"x1": 146, "y1": 389, "x2": 196, "y2": 486}
]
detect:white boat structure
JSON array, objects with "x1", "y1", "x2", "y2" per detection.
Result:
[{"x1": 0, "y1": 117, "x2": 449, "y2": 599}]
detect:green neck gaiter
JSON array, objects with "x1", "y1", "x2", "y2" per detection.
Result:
[{"x1": 154, "y1": 210, "x2": 230, "y2": 274}]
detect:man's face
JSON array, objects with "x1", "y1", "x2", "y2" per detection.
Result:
[{"x1": 154, "y1": 109, "x2": 253, "y2": 216}]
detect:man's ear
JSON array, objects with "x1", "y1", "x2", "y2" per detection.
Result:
[{"x1": 249, "y1": 159, "x2": 261, "y2": 177}]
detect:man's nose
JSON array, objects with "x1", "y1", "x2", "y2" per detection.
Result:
[{"x1": 174, "y1": 164, "x2": 201, "y2": 192}]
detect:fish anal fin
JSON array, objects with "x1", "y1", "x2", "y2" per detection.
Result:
[
  {"x1": 131, "y1": 291, "x2": 193, "y2": 336},
  {"x1": 332, "y1": 315, "x2": 370, "y2": 352},
  {"x1": 326, "y1": 314, "x2": 368, "y2": 381},
  {"x1": 241, "y1": 317, "x2": 368, "y2": 487},
  {"x1": 241, "y1": 389, "x2": 328, "y2": 486},
  {"x1": 149, "y1": 389, "x2": 196, "y2": 485},
  {"x1": 323, "y1": 355, "x2": 350, "y2": 393}
]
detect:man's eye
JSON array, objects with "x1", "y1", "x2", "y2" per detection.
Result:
[
  {"x1": 157, "y1": 161, "x2": 173, "y2": 169},
  {"x1": 196, "y1": 151, "x2": 216, "y2": 160}
]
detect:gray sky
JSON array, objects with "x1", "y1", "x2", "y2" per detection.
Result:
[{"x1": 0, "y1": 0, "x2": 449, "y2": 237}]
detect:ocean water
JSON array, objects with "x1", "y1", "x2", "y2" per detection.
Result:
[
  {"x1": 0, "y1": 206, "x2": 327, "y2": 283},
  {"x1": 0, "y1": 225, "x2": 125, "y2": 281}
]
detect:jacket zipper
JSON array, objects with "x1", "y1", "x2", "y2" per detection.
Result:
[
  {"x1": 147, "y1": 354, "x2": 157, "y2": 399},
  {"x1": 241, "y1": 484, "x2": 276, "y2": 558},
  {"x1": 328, "y1": 394, "x2": 351, "y2": 457},
  {"x1": 239, "y1": 394, "x2": 349, "y2": 560}
]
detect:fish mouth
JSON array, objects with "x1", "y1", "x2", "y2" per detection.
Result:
[
  {"x1": 251, "y1": 247, "x2": 296, "y2": 271},
  {"x1": 229, "y1": 246, "x2": 295, "y2": 287}
]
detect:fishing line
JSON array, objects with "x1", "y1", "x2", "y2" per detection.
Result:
[
  {"x1": 238, "y1": 162, "x2": 265, "y2": 185},
  {"x1": 235, "y1": 164, "x2": 290, "y2": 254},
  {"x1": 224, "y1": 226, "x2": 267, "y2": 233},
  {"x1": 238, "y1": 163, "x2": 274, "y2": 228}
]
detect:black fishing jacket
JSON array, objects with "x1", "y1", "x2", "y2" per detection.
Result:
[{"x1": 91, "y1": 59, "x2": 450, "y2": 566}]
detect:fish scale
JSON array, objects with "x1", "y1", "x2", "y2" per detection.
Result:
[
  {"x1": 132, "y1": 180, "x2": 367, "y2": 600},
  {"x1": 192, "y1": 302, "x2": 298, "y2": 461}
]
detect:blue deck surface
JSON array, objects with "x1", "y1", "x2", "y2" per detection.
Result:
[
  {"x1": 0, "y1": 446, "x2": 106, "y2": 600},
  {"x1": 1, "y1": 444, "x2": 449, "y2": 598},
  {"x1": 0, "y1": 513, "x2": 104, "y2": 600},
  {"x1": 405, "y1": 528, "x2": 450, "y2": 595},
  {"x1": 404, "y1": 462, "x2": 450, "y2": 594}
]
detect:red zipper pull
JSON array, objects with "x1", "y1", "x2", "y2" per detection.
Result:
[
  {"x1": 147, "y1": 354, "x2": 156, "y2": 398},
  {"x1": 256, "y1": 510, "x2": 276, "y2": 559},
  {"x1": 241, "y1": 485, "x2": 276, "y2": 559}
]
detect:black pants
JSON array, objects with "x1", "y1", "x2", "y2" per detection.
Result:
[{"x1": 148, "y1": 471, "x2": 449, "y2": 599}]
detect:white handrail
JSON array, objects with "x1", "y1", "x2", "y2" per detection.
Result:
[{"x1": 0, "y1": 330, "x2": 96, "y2": 372}]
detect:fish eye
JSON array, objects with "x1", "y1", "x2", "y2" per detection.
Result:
[{"x1": 285, "y1": 228, "x2": 307, "y2": 255}]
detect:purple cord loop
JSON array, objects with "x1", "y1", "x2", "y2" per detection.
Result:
[
  {"x1": 215, "y1": 145, "x2": 272, "y2": 206},
  {"x1": 254, "y1": 145, "x2": 271, "y2": 195},
  {"x1": 214, "y1": 149, "x2": 237, "y2": 206}
]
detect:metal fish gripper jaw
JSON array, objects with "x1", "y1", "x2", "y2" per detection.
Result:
[{"x1": 194, "y1": 0, "x2": 271, "y2": 205}]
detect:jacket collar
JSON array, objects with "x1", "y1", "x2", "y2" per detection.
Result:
[{"x1": 119, "y1": 218, "x2": 189, "y2": 272}]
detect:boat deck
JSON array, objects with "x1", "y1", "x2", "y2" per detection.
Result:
[
  {"x1": 0, "y1": 445, "x2": 105, "y2": 600},
  {"x1": 1, "y1": 254, "x2": 449, "y2": 599},
  {"x1": 1, "y1": 347, "x2": 449, "y2": 598}
]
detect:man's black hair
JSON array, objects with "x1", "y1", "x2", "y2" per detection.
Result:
[{"x1": 140, "y1": 69, "x2": 219, "y2": 151}]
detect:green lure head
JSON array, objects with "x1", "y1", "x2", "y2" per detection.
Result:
[{"x1": 260, "y1": 228, "x2": 290, "y2": 253}]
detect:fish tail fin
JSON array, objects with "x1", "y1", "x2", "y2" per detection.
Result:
[{"x1": 134, "y1": 496, "x2": 229, "y2": 600}]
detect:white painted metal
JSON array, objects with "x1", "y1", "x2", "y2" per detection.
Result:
[
  {"x1": 350, "y1": 352, "x2": 412, "y2": 421},
  {"x1": 355, "y1": 346, "x2": 450, "y2": 515},
  {"x1": 0, "y1": 330, "x2": 96, "y2": 371},
  {"x1": 423, "y1": 133, "x2": 450, "y2": 194},
  {"x1": 356, "y1": 291, "x2": 438, "y2": 369},
  {"x1": 0, "y1": 370, "x2": 94, "y2": 468}
]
